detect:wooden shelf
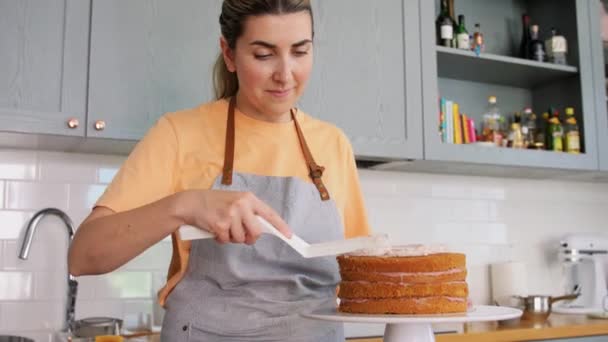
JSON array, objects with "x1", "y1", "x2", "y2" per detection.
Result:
[{"x1": 436, "y1": 46, "x2": 579, "y2": 88}]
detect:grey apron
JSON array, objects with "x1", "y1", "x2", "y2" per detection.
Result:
[{"x1": 161, "y1": 98, "x2": 345, "y2": 341}]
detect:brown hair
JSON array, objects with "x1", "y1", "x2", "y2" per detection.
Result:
[{"x1": 213, "y1": 0, "x2": 314, "y2": 99}]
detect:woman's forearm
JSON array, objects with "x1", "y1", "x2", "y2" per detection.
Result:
[{"x1": 68, "y1": 193, "x2": 185, "y2": 276}]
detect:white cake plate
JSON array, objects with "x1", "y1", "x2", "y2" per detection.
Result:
[{"x1": 302, "y1": 305, "x2": 522, "y2": 342}]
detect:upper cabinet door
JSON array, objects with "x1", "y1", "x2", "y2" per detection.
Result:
[
  {"x1": 590, "y1": 0, "x2": 608, "y2": 171},
  {"x1": 0, "y1": 0, "x2": 90, "y2": 136},
  {"x1": 87, "y1": 0, "x2": 222, "y2": 140},
  {"x1": 299, "y1": 0, "x2": 423, "y2": 160}
]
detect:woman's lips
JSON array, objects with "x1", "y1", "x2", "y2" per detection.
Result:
[{"x1": 267, "y1": 88, "x2": 292, "y2": 98}]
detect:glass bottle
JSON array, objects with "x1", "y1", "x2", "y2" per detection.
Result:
[
  {"x1": 481, "y1": 96, "x2": 502, "y2": 146},
  {"x1": 436, "y1": 0, "x2": 455, "y2": 47},
  {"x1": 564, "y1": 107, "x2": 581, "y2": 154},
  {"x1": 548, "y1": 110, "x2": 564, "y2": 152},
  {"x1": 456, "y1": 15, "x2": 470, "y2": 50},
  {"x1": 520, "y1": 14, "x2": 531, "y2": 59},
  {"x1": 545, "y1": 28, "x2": 568, "y2": 65},
  {"x1": 472, "y1": 23, "x2": 485, "y2": 55},
  {"x1": 529, "y1": 25, "x2": 546, "y2": 62},
  {"x1": 522, "y1": 108, "x2": 537, "y2": 149}
]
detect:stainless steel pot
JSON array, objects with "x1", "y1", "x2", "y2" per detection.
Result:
[
  {"x1": 73, "y1": 317, "x2": 123, "y2": 338},
  {"x1": 517, "y1": 294, "x2": 579, "y2": 322},
  {"x1": 0, "y1": 336, "x2": 35, "y2": 342}
]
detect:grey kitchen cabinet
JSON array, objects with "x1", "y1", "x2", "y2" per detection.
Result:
[
  {"x1": 590, "y1": 0, "x2": 608, "y2": 171},
  {"x1": 299, "y1": 0, "x2": 423, "y2": 160},
  {"x1": 420, "y1": 0, "x2": 600, "y2": 171},
  {"x1": 0, "y1": 0, "x2": 90, "y2": 137},
  {"x1": 86, "y1": 0, "x2": 222, "y2": 140}
]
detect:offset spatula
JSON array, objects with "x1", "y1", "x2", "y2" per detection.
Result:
[{"x1": 178, "y1": 215, "x2": 389, "y2": 258}]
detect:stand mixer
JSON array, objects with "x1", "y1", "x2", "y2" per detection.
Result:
[{"x1": 554, "y1": 233, "x2": 608, "y2": 314}]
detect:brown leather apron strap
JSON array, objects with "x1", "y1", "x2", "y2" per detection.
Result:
[
  {"x1": 291, "y1": 108, "x2": 330, "y2": 201},
  {"x1": 221, "y1": 96, "x2": 236, "y2": 185},
  {"x1": 221, "y1": 97, "x2": 330, "y2": 200}
]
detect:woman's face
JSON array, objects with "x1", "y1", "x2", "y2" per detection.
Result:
[{"x1": 221, "y1": 11, "x2": 313, "y2": 122}]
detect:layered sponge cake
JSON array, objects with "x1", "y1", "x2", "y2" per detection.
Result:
[{"x1": 337, "y1": 246, "x2": 468, "y2": 314}]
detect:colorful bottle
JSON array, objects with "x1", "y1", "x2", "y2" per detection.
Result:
[
  {"x1": 548, "y1": 110, "x2": 564, "y2": 152},
  {"x1": 472, "y1": 23, "x2": 485, "y2": 55},
  {"x1": 481, "y1": 96, "x2": 502, "y2": 146},
  {"x1": 564, "y1": 107, "x2": 581, "y2": 154}
]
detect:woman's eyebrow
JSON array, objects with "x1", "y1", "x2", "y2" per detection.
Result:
[{"x1": 249, "y1": 39, "x2": 312, "y2": 48}]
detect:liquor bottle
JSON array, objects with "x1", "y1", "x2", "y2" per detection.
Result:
[
  {"x1": 564, "y1": 107, "x2": 581, "y2": 154},
  {"x1": 548, "y1": 110, "x2": 564, "y2": 152},
  {"x1": 456, "y1": 15, "x2": 470, "y2": 50},
  {"x1": 472, "y1": 23, "x2": 485, "y2": 55},
  {"x1": 436, "y1": 0, "x2": 455, "y2": 47},
  {"x1": 481, "y1": 96, "x2": 503, "y2": 146},
  {"x1": 529, "y1": 25, "x2": 546, "y2": 62},
  {"x1": 448, "y1": 0, "x2": 458, "y2": 47},
  {"x1": 545, "y1": 28, "x2": 568, "y2": 65},
  {"x1": 540, "y1": 111, "x2": 550, "y2": 150},
  {"x1": 519, "y1": 14, "x2": 531, "y2": 59},
  {"x1": 522, "y1": 108, "x2": 537, "y2": 149}
]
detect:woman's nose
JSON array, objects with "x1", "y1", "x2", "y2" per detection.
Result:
[{"x1": 272, "y1": 58, "x2": 292, "y2": 84}]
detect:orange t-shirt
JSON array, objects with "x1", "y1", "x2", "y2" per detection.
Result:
[{"x1": 95, "y1": 99, "x2": 371, "y2": 305}]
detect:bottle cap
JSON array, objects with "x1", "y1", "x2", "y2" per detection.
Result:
[
  {"x1": 488, "y1": 96, "x2": 497, "y2": 104},
  {"x1": 565, "y1": 107, "x2": 574, "y2": 115}
]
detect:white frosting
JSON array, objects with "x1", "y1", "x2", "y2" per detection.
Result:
[{"x1": 346, "y1": 244, "x2": 449, "y2": 257}]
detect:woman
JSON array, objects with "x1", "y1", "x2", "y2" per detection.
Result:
[{"x1": 68, "y1": 0, "x2": 370, "y2": 340}]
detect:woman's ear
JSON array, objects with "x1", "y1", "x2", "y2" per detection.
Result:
[{"x1": 220, "y1": 36, "x2": 237, "y2": 73}]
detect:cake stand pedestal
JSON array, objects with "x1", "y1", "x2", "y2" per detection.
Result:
[{"x1": 302, "y1": 305, "x2": 522, "y2": 342}]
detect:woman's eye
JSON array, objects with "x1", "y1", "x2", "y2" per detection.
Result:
[
  {"x1": 294, "y1": 51, "x2": 309, "y2": 56},
  {"x1": 254, "y1": 54, "x2": 272, "y2": 60}
]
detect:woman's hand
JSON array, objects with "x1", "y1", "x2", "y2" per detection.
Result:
[{"x1": 176, "y1": 189, "x2": 292, "y2": 244}]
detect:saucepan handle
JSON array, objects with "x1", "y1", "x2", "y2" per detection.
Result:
[{"x1": 550, "y1": 293, "x2": 579, "y2": 304}]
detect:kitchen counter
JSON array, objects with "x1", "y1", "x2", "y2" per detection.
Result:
[
  {"x1": 123, "y1": 315, "x2": 608, "y2": 342},
  {"x1": 346, "y1": 314, "x2": 608, "y2": 342}
]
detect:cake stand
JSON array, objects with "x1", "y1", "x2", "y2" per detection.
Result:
[{"x1": 302, "y1": 305, "x2": 522, "y2": 342}]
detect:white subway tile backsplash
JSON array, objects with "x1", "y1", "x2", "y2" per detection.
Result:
[
  {"x1": 0, "y1": 272, "x2": 33, "y2": 300},
  {"x1": 75, "y1": 300, "x2": 124, "y2": 320},
  {"x1": 5, "y1": 181, "x2": 69, "y2": 210},
  {"x1": 1, "y1": 148, "x2": 608, "y2": 338},
  {"x1": 0, "y1": 150, "x2": 37, "y2": 180},
  {"x1": 68, "y1": 184, "x2": 107, "y2": 210},
  {"x1": 34, "y1": 272, "x2": 67, "y2": 300},
  {"x1": 3, "y1": 236, "x2": 68, "y2": 272},
  {"x1": 0, "y1": 181, "x2": 4, "y2": 208},
  {"x1": 120, "y1": 242, "x2": 172, "y2": 271},
  {"x1": 98, "y1": 167, "x2": 120, "y2": 184},
  {"x1": 0, "y1": 301, "x2": 63, "y2": 330},
  {"x1": 38, "y1": 152, "x2": 99, "y2": 184},
  {"x1": 90, "y1": 272, "x2": 152, "y2": 299},
  {"x1": 0, "y1": 211, "x2": 30, "y2": 239}
]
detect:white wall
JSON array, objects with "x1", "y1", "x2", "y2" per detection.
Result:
[{"x1": 0, "y1": 148, "x2": 607, "y2": 341}]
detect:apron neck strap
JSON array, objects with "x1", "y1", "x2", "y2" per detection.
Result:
[{"x1": 221, "y1": 97, "x2": 330, "y2": 201}]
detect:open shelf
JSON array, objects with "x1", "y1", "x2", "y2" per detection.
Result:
[{"x1": 436, "y1": 46, "x2": 579, "y2": 88}]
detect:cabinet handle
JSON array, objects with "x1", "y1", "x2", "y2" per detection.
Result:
[
  {"x1": 94, "y1": 120, "x2": 106, "y2": 131},
  {"x1": 67, "y1": 118, "x2": 79, "y2": 129}
]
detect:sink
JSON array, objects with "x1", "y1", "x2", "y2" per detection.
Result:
[{"x1": 0, "y1": 336, "x2": 34, "y2": 342}]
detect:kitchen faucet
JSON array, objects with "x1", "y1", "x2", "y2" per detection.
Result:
[{"x1": 18, "y1": 208, "x2": 78, "y2": 334}]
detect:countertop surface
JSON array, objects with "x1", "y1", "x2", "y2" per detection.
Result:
[
  {"x1": 122, "y1": 314, "x2": 608, "y2": 342},
  {"x1": 347, "y1": 313, "x2": 608, "y2": 342}
]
